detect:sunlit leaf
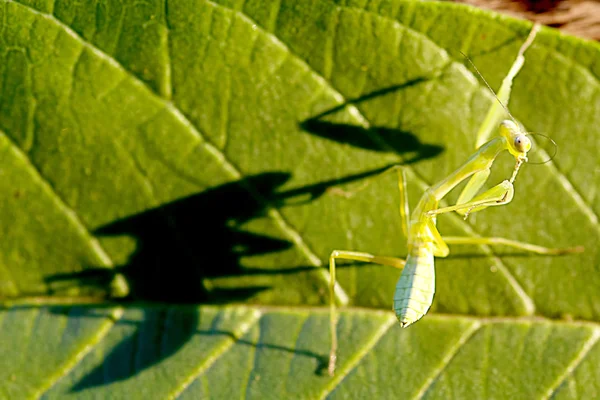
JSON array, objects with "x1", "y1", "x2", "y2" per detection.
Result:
[{"x1": 1, "y1": 0, "x2": 599, "y2": 397}]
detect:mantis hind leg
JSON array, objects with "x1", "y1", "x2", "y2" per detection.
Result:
[
  {"x1": 442, "y1": 236, "x2": 584, "y2": 255},
  {"x1": 397, "y1": 167, "x2": 410, "y2": 237},
  {"x1": 328, "y1": 167, "x2": 410, "y2": 375},
  {"x1": 328, "y1": 250, "x2": 406, "y2": 376}
]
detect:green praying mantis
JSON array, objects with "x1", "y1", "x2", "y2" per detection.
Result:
[{"x1": 327, "y1": 24, "x2": 584, "y2": 376}]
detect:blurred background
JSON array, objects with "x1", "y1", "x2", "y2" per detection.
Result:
[{"x1": 451, "y1": 0, "x2": 600, "y2": 40}]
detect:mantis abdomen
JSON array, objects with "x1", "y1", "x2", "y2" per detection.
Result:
[{"x1": 393, "y1": 248, "x2": 435, "y2": 328}]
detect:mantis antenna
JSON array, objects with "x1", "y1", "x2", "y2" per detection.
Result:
[
  {"x1": 464, "y1": 23, "x2": 542, "y2": 148},
  {"x1": 460, "y1": 50, "x2": 519, "y2": 127},
  {"x1": 526, "y1": 132, "x2": 559, "y2": 164}
]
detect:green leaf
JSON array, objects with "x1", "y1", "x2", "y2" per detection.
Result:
[
  {"x1": 1, "y1": 305, "x2": 599, "y2": 398},
  {"x1": 1, "y1": 0, "x2": 599, "y2": 397}
]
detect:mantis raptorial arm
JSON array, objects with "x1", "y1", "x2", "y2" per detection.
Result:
[
  {"x1": 429, "y1": 180, "x2": 583, "y2": 255},
  {"x1": 457, "y1": 24, "x2": 541, "y2": 209},
  {"x1": 455, "y1": 169, "x2": 491, "y2": 215},
  {"x1": 429, "y1": 180, "x2": 514, "y2": 218}
]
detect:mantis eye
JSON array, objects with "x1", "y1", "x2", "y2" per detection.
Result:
[{"x1": 514, "y1": 135, "x2": 531, "y2": 152}]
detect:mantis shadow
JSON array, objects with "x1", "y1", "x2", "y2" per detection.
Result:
[
  {"x1": 45, "y1": 167, "x2": 404, "y2": 303},
  {"x1": 300, "y1": 80, "x2": 444, "y2": 162},
  {"x1": 46, "y1": 172, "x2": 293, "y2": 304},
  {"x1": 44, "y1": 166, "x2": 410, "y2": 390}
]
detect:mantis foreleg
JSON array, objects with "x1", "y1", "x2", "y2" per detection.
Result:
[
  {"x1": 430, "y1": 180, "x2": 515, "y2": 218},
  {"x1": 455, "y1": 169, "x2": 491, "y2": 216},
  {"x1": 457, "y1": 24, "x2": 541, "y2": 206}
]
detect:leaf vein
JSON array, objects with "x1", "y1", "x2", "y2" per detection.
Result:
[
  {"x1": 170, "y1": 309, "x2": 263, "y2": 399},
  {"x1": 322, "y1": 6, "x2": 340, "y2": 80},
  {"x1": 0, "y1": 128, "x2": 115, "y2": 273},
  {"x1": 542, "y1": 328, "x2": 600, "y2": 399},
  {"x1": 285, "y1": 313, "x2": 311, "y2": 394},
  {"x1": 414, "y1": 322, "x2": 483, "y2": 399},
  {"x1": 318, "y1": 315, "x2": 396, "y2": 399},
  {"x1": 34, "y1": 307, "x2": 124, "y2": 398},
  {"x1": 237, "y1": 319, "x2": 258, "y2": 400},
  {"x1": 244, "y1": 313, "x2": 264, "y2": 400},
  {"x1": 113, "y1": 139, "x2": 159, "y2": 205}
]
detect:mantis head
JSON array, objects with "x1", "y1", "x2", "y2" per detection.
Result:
[
  {"x1": 500, "y1": 119, "x2": 531, "y2": 161},
  {"x1": 499, "y1": 119, "x2": 531, "y2": 183}
]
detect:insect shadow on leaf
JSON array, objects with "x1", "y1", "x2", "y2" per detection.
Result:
[
  {"x1": 45, "y1": 167, "x2": 402, "y2": 303},
  {"x1": 42, "y1": 167, "x2": 404, "y2": 386},
  {"x1": 300, "y1": 79, "x2": 444, "y2": 163},
  {"x1": 46, "y1": 173, "x2": 294, "y2": 303}
]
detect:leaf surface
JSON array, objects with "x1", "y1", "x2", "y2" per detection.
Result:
[
  {"x1": 1, "y1": 0, "x2": 599, "y2": 397},
  {"x1": 0, "y1": 306, "x2": 597, "y2": 399}
]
